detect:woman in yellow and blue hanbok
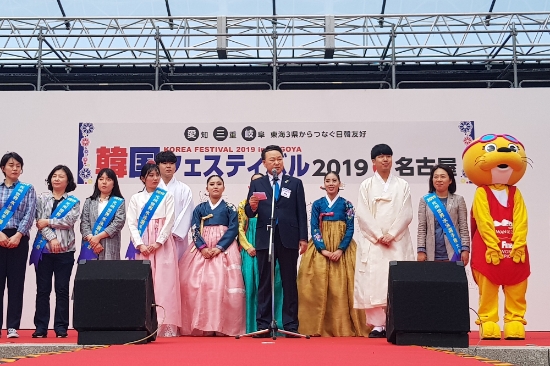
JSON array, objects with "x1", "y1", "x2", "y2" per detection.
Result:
[{"x1": 297, "y1": 172, "x2": 368, "y2": 337}]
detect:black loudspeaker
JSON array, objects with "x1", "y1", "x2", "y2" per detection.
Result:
[
  {"x1": 73, "y1": 260, "x2": 158, "y2": 345},
  {"x1": 386, "y1": 261, "x2": 470, "y2": 347}
]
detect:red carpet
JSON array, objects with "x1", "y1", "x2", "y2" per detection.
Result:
[
  {"x1": 3, "y1": 330, "x2": 550, "y2": 346},
  {"x1": 0, "y1": 333, "x2": 503, "y2": 366},
  {"x1": 4, "y1": 331, "x2": 550, "y2": 365}
]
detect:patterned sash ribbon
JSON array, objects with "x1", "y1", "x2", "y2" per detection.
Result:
[
  {"x1": 125, "y1": 188, "x2": 167, "y2": 260},
  {"x1": 0, "y1": 182, "x2": 32, "y2": 232},
  {"x1": 423, "y1": 193, "x2": 462, "y2": 261},
  {"x1": 78, "y1": 197, "x2": 124, "y2": 261},
  {"x1": 29, "y1": 195, "x2": 80, "y2": 267}
]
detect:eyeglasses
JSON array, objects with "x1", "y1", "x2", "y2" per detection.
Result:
[{"x1": 463, "y1": 134, "x2": 523, "y2": 157}]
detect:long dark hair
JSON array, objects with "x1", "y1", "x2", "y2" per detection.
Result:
[
  {"x1": 46, "y1": 165, "x2": 76, "y2": 193},
  {"x1": 90, "y1": 168, "x2": 124, "y2": 200}
]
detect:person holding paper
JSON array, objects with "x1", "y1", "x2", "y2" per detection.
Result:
[
  {"x1": 155, "y1": 151, "x2": 194, "y2": 261},
  {"x1": 79, "y1": 168, "x2": 126, "y2": 260},
  {"x1": 417, "y1": 164, "x2": 470, "y2": 263},
  {"x1": 245, "y1": 145, "x2": 308, "y2": 337},
  {"x1": 353, "y1": 144, "x2": 414, "y2": 338},
  {"x1": 179, "y1": 175, "x2": 245, "y2": 336},
  {"x1": 32, "y1": 165, "x2": 80, "y2": 339},
  {"x1": 238, "y1": 173, "x2": 284, "y2": 333},
  {"x1": 0, "y1": 152, "x2": 36, "y2": 339},
  {"x1": 127, "y1": 163, "x2": 180, "y2": 337},
  {"x1": 297, "y1": 172, "x2": 368, "y2": 337}
]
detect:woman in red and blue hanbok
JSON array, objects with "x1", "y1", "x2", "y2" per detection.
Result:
[{"x1": 179, "y1": 175, "x2": 245, "y2": 336}]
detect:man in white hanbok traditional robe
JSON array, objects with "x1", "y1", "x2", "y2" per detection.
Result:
[
  {"x1": 156, "y1": 151, "x2": 195, "y2": 260},
  {"x1": 354, "y1": 144, "x2": 414, "y2": 338}
]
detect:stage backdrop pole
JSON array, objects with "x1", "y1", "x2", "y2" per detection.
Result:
[
  {"x1": 512, "y1": 23, "x2": 518, "y2": 88},
  {"x1": 37, "y1": 28, "x2": 43, "y2": 91},
  {"x1": 272, "y1": 0, "x2": 277, "y2": 90},
  {"x1": 391, "y1": 24, "x2": 396, "y2": 89},
  {"x1": 155, "y1": 26, "x2": 160, "y2": 91}
]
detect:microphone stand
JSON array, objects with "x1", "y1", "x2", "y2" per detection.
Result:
[{"x1": 236, "y1": 170, "x2": 309, "y2": 340}]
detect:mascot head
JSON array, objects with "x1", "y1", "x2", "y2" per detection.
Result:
[{"x1": 462, "y1": 134, "x2": 528, "y2": 186}]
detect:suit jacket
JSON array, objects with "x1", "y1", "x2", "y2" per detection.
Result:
[
  {"x1": 245, "y1": 174, "x2": 307, "y2": 250},
  {"x1": 417, "y1": 193, "x2": 470, "y2": 261},
  {"x1": 80, "y1": 197, "x2": 126, "y2": 260}
]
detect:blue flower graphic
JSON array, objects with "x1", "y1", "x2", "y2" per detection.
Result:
[
  {"x1": 458, "y1": 121, "x2": 473, "y2": 134},
  {"x1": 79, "y1": 167, "x2": 92, "y2": 180},
  {"x1": 80, "y1": 123, "x2": 95, "y2": 135}
]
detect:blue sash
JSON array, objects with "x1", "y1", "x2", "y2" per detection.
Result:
[
  {"x1": 423, "y1": 193, "x2": 462, "y2": 261},
  {"x1": 125, "y1": 188, "x2": 167, "y2": 260},
  {"x1": 78, "y1": 197, "x2": 125, "y2": 261},
  {"x1": 0, "y1": 182, "x2": 32, "y2": 232},
  {"x1": 29, "y1": 195, "x2": 80, "y2": 267}
]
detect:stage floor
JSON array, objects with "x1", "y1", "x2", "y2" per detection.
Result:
[
  {"x1": 1, "y1": 331, "x2": 550, "y2": 366},
  {"x1": 2, "y1": 330, "x2": 550, "y2": 346}
]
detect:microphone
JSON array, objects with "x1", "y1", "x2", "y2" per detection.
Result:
[{"x1": 271, "y1": 168, "x2": 279, "y2": 181}]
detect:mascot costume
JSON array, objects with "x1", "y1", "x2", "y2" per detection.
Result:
[{"x1": 462, "y1": 134, "x2": 529, "y2": 340}]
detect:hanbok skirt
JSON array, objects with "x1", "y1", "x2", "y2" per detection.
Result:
[
  {"x1": 179, "y1": 225, "x2": 246, "y2": 336},
  {"x1": 135, "y1": 217, "x2": 182, "y2": 337},
  {"x1": 297, "y1": 220, "x2": 368, "y2": 337},
  {"x1": 240, "y1": 217, "x2": 284, "y2": 333}
]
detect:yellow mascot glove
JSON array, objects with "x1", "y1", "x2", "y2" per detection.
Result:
[
  {"x1": 510, "y1": 244, "x2": 527, "y2": 264},
  {"x1": 485, "y1": 247, "x2": 504, "y2": 265}
]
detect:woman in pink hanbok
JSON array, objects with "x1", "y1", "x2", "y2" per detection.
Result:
[
  {"x1": 127, "y1": 163, "x2": 181, "y2": 337},
  {"x1": 179, "y1": 175, "x2": 245, "y2": 336}
]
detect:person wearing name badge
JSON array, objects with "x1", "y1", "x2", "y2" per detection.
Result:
[
  {"x1": 31, "y1": 165, "x2": 80, "y2": 339},
  {"x1": 0, "y1": 152, "x2": 36, "y2": 339},
  {"x1": 245, "y1": 145, "x2": 308, "y2": 337},
  {"x1": 126, "y1": 163, "x2": 181, "y2": 337},
  {"x1": 417, "y1": 164, "x2": 470, "y2": 264},
  {"x1": 238, "y1": 173, "x2": 284, "y2": 334},
  {"x1": 179, "y1": 175, "x2": 245, "y2": 336},
  {"x1": 297, "y1": 172, "x2": 368, "y2": 337},
  {"x1": 353, "y1": 144, "x2": 414, "y2": 339},
  {"x1": 79, "y1": 168, "x2": 126, "y2": 261},
  {"x1": 155, "y1": 151, "x2": 194, "y2": 261}
]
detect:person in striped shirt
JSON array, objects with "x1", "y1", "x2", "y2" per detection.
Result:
[{"x1": 0, "y1": 152, "x2": 36, "y2": 339}]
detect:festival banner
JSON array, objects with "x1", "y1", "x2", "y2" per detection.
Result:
[{"x1": 77, "y1": 121, "x2": 475, "y2": 185}]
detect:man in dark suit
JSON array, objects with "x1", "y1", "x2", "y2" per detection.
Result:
[{"x1": 245, "y1": 145, "x2": 308, "y2": 336}]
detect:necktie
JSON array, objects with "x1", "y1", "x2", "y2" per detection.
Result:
[
  {"x1": 273, "y1": 180, "x2": 280, "y2": 225},
  {"x1": 274, "y1": 180, "x2": 280, "y2": 200}
]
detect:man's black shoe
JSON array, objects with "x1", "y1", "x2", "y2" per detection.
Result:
[
  {"x1": 252, "y1": 331, "x2": 271, "y2": 338},
  {"x1": 55, "y1": 332, "x2": 68, "y2": 338},
  {"x1": 32, "y1": 331, "x2": 48, "y2": 338}
]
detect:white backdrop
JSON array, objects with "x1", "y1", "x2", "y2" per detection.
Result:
[{"x1": 0, "y1": 89, "x2": 548, "y2": 331}]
